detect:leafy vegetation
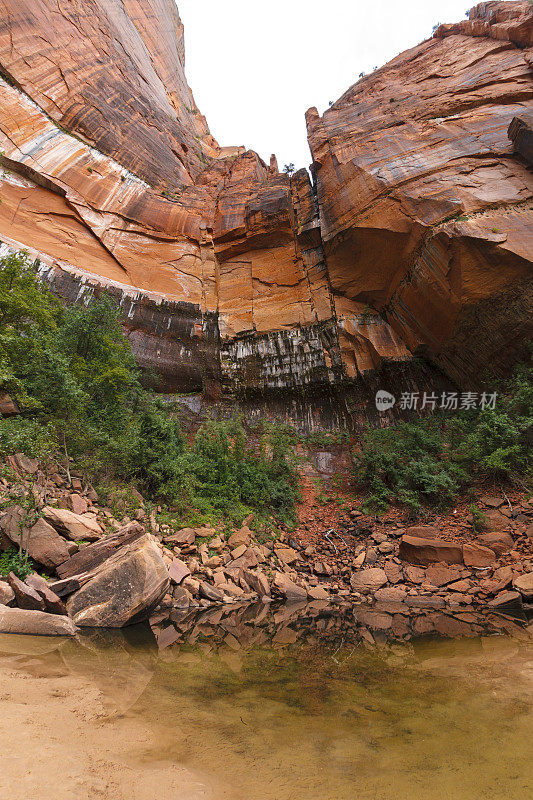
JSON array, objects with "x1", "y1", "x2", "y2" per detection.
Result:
[
  {"x1": 354, "y1": 365, "x2": 532, "y2": 514},
  {"x1": 0, "y1": 251, "x2": 299, "y2": 526},
  {"x1": 0, "y1": 547, "x2": 33, "y2": 580},
  {"x1": 469, "y1": 504, "x2": 489, "y2": 533}
]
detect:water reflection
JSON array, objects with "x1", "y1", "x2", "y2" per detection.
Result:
[{"x1": 0, "y1": 605, "x2": 531, "y2": 800}]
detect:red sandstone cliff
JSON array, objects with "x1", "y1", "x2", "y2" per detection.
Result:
[
  {"x1": 307, "y1": 1, "x2": 533, "y2": 386},
  {"x1": 0, "y1": 1, "x2": 531, "y2": 407}
]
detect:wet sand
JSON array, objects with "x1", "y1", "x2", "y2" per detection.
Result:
[{"x1": 0, "y1": 635, "x2": 213, "y2": 800}]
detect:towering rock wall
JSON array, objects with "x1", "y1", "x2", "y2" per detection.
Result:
[
  {"x1": 0, "y1": 0, "x2": 531, "y2": 421},
  {"x1": 307, "y1": 1, "x2": 533, "y2": 387}
]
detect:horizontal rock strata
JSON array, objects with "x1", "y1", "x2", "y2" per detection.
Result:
[{"x1": 0, "y1": 1, "x2": 531, "y2": 418}]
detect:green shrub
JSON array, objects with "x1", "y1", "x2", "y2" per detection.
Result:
[
  {"x1": 469, "y1": 504, "x2": 488, "y2": 532},
  {"x1": 0, "y1": 249, "x2": 300, "y2": 526},
  {"x1": 354, "y1": 365, "x2": 532, "y2": 514},
  {"x1": 0, "y1": 417, "x2": 56, "y2": 460},
  {"x1": 159, "y1": 419, "x2": 299, "y2": 526},
  {"x1": 0, "y1": 547, "x2": 33, "y2": 580},
  {"x1": 354, "y1": 417, "x2": 468, "y2": 513}
]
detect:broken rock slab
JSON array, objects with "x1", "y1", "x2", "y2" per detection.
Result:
[
  {"x1": 513, "y1": 572, "x2": 533, "y2": 601},
  {"x1": 163, "y1": 527, "x2": 196, "y2": 546},
  {"x1": 43, "y1": 506, "x2": 102, "y2": 542},
  {"x1": 399, "y1": 536, "x2": 463, "y2": 566},
  {"x1": 25, "y1": 518, "x2": 72, "y2": 570},
  {"x1": 462, "y1": 543, "x2": 496, "y2": 568},
  {"x1": 168, "y1": 558, "x2": 191, "y2": 585},
  {"x1": 273, "y1": 572, "x2": 307, "y2": 601},
  {"x1": 8, "y1": 572, "x2": 46, "y2": 611},
  {"x1": 25, "y1": 573, "x2": 67, "y2": 615},
  {"x1": 0, "y1": 508, "x2": 71, "y2": 570},
  {"x1": 477, "y1": 532, "x2": 514, "y2": 556},
  {"x1": 0, "y1": 580, "x2": 15, "y2": 606},
  {"x1": 228, "y1": 526, "x2": 253, "y2": 549},
  {"x1": 56, "y1": 521, "x2": 145, "y2": 579},
  {"x1": 0, "y1": 605, "x2": 77, "y2": 636}
]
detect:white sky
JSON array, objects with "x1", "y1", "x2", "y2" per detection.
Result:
[{"x1": 178, "y1": 0, "x2": 470, "y2": 169}]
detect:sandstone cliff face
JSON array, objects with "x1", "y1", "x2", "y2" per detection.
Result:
[
  {"x1": 0, "y1": 1, "x2": 531, "y2": 420},
  {"x1": 307, "y1": 1, "x2": 533, "y2": 386}
]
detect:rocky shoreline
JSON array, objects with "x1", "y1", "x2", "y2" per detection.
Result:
[{"x1": 0, "y1": 452, "x2": 532, "y2": 639}]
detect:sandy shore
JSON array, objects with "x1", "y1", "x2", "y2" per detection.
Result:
[{"x1": 0, "y1": 634, "x2": 213, "y2": 800}]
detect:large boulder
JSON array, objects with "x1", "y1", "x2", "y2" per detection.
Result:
[
  {"x1": 66, "y1": 534, "x2": 169, "y2": 627},
  {"x1": 0, "y1": 605, "x2": 77, "y2": 636},
  {"x1": 0, "y1": 508, "x2": 71, "y2": 569},
  {"x1": 399, "y1": 536, "x2": 463, "y2": 566},
  {"x1": 43, "y1": 506, "x2": 102, "y2": 542},
  {"x1": 26, "y1": 519, "x2": 72, "y2": 570}
]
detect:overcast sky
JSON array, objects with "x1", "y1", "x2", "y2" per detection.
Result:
[{"x1": 178, "y1": 0, "x2": 469, "y2": 169}]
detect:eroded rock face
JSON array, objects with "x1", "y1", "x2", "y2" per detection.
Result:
[
  {"x1": 0, "y1": 1, "x2": 531, "y2": 413},
  {"x1": 307, "y1": 1, "x2": 533, "y2": 387}
]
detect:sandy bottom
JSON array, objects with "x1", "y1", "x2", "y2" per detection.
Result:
[{"x1": 0, "y1": 634, "x2": 213, "y2": 800}]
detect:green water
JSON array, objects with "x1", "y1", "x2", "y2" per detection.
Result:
[{"x1": 1, "y1": 604, "x2": 532, "y2": 799}]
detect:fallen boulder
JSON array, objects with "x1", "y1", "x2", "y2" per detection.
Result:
[
  {"x1": 513, "y1": 572, "x2": 533, "y2": 600},
  {"x1": 350, "y1": 567, "x2": 388, "y2": 591},
  {"x1": 0, "y1": 580, "x2": 15, "y2": 606},
  {"x1": 199, "y1": 581, "x2": 226, "y2": 602},
  {"x1": 25, "y1": 519, "x2": 72, "y2": 570},
  {"x1": 487, "y1": 590, "x2": 524, "y2": 618},
  {"x1": 228, "y1": 526, "x2": 252, "y2": 549},
  {"x1": 55, "y1": 521, "x2": 144, "y2": 579},
  {"x1": 43, "y1": 506, "x2": 102, "y2": 542},
  {"x1": 399, "y1": 536, "x2": 463, "y2": 566},
  {"x1": 244, "y1": 569, "x2": 271, "y2": 598},
  {"x1": 425, "y1": 563, "x2": 462, "y2": 587},
  {"x1": 67, "y1": 533, "x2": 169, "y2": 627},
  {"x1": 8, "y1": 572, "x2": 46, "y2": 611},
  {"x1": 0, "y1": 605, "x2": 77, "y2": 636},
  {"x1": 168, "y1": 558, "x2": 190, "y2": 585},
  {"x1": 477, "y1": 532, "x2": 515, "y2": 556},
  {"x1": 163, "y1": 527, "x2": 196, "y2": 546},
  {"x1": 25, "y1": 574, "x2": 67, "y2": 615},
  {"x1": 462, "y1": 543, "x2": 496, "y2": 568},
  {"x1": 0, "y1": 509, "x2": 72, "y2": 569},
  {"x1": 275, "y1": 546, "x2": 300, "y2": 566},
  {"x1": 273, "y1": 572, "x2": 307, "y2": 601},
  {"x1": 48, "y1": 572, "x2": 95, "y2": 597}
]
